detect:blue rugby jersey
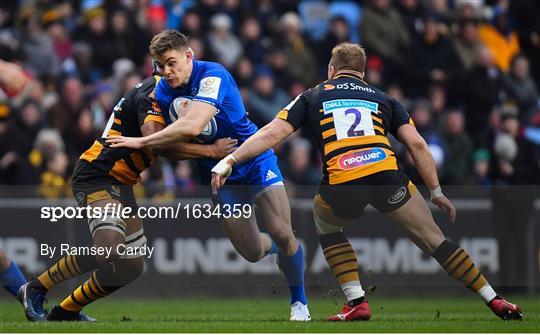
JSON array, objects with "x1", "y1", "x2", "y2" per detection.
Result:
[{"x1": 153, "y1": 60, "x2": 274, "y2": 179}]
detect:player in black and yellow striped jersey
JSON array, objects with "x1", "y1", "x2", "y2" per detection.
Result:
[
  {"x1": 18, "y1": 75, "x2": 237, "y2": 322},
  {"x1": 211, "y1": 43, "x2": 523, "y2": 321}
]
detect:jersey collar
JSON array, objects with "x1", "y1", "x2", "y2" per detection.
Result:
[{"x1": 334, "y1": 70, "x2": 367, "y2": 84}]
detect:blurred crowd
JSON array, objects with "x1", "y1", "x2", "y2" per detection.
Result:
[{"x1": 1, "y1": 0, "x2": 539, "y2": 200}]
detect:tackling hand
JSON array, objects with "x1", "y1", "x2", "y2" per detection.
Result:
[
  {"x1": 210, "y1": 138, "x2": 238, "y2": 159},
  {"x1": 106, "y1": 136, "x2": 145, "y2": 149},
  {"x1": 211, "y1": 154, "x2": 236, "y2": 195}
]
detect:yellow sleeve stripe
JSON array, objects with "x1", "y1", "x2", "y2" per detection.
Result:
[
  {"x1": 107, "y1": 129, "x2": 121, "y2": 137},
  {"x1": 79, "y1": 141, "x2": 104, "y2": 163},
  {"x1": 374, "y1": 125, "x2": 385, "y2": 134},
  {"x1": 322, "y1": 128, "x2": 336, "y2": 139},
  {"x1": 276, "y1": 109, "x2": 288, "y2": 120},
  {"x1": 113, "y1": 118, "x2": 121, "y2": 125},
  {"x1": 320, "y1": 117, "x2": 334, "y2": 126},
  {"x1": 372, "y1": 115, "x2": 383, "y2": 124},
  {"x1": 144, "y1": 114, "x2": 165, "y2": 125}
]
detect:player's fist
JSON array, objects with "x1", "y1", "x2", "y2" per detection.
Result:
[
  {"x1": 210, "y1": 138, "x2": 238, "y2": 159},
  {"x1": 0, "y1": 60, "x2": 31, "y2": 96},
  {"x1": 211, "y1": 154, "x2": 236, "y2": 194}
]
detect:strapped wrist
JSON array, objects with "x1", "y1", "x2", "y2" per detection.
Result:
[
  {"x1": 226, "y1": 154, "x2": 237, "y2": 165},
  {"x1": 430, "y1": 185, "x2": 443, "y2": 200}
]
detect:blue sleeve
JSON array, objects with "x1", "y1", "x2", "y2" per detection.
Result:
[
  {"x1": 192, "y1": 70, "x2": 230, "y2": 108},
  {"x1": 154, "y1": 78, "x2": 176, "y2": 124}
]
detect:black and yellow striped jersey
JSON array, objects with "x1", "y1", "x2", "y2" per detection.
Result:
[
  {"x1": 277, "y1": 72, "x2": 414, "y2": 185},
  {"x1": 79, "y1": 76, "x2": 166, "y2": 185}
]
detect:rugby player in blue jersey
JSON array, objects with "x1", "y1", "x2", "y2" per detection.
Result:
[{"x1": 107, "y1": 30, "x2": 310, "y2": 321}]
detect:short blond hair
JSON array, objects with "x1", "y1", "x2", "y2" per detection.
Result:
[{"x1": 329, "y1": 43, "x2": 366, "y2": 72}]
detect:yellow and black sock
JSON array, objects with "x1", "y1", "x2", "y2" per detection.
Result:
[
  {"x1": 59, "y1": 263, "x2": 123, "y2": 312},
  {"x1": 32, "y1": 255, "x2": 98, "y2": 291},
  {"x1": 320, "y1": 232, "x2": 365, "y2": 302},
  {"x1": 433, "y1": 239, "x2": 497, "y2": 302}
]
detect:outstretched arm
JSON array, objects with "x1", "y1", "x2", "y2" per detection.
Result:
[
  {"x1": 211, "y1": 118, "x2": 295, "y2": 193},
  {"x1": 140, "y1": 120, "x2": 237, "y2": 160},
  {"x1": 231, "y1": 118, "x2": 294, "y2": 163},
  {"x1": 397, "y1": 124, "x2": 456, "y2": 222},
  {"x1": 107, "y1": 101, "x2": 216, "y2": 149},
  {"x1": 153, "y1": 138, "x2": 237, "y2": 160}
]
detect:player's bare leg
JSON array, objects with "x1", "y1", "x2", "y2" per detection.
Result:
[
  {"x1": 220, "y1": 188, "x2": 297, "y2": 260},
  {"x1": 219, "y1": 186, "x2": 310, "y2": 321},
  {"x1": 255, "y1": 186, "x2": 310, "y2": 321},
  {"x1": 221, "y1": 214, "x2": 268, "y2": 263},
  {"x1": 314, "y1": 194, "x2": 371, "y2": 321},
  {"x1": 386, "y1": 191, "x2": 523, "y2": 320},
  {"x1": 47, "y1": 200, "x2": 146, "y2": 321},
  {"x1": 384, "y1": 191, "x2": 445, "y2": 255},
  {"x1": 255, "y1": 187, "x2": 297, "y2": 256}
]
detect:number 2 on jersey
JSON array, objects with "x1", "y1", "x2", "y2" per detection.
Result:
[
  {"x1": 345, "y1": 108, "x2": 364, "y2": 137},
  {"x1": 322, "y1": 99, "x2": 377, "y2": 140}
]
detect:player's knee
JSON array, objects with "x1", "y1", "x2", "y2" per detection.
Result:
[
  {"x1": 94, "y1": 253, "x2": 115, "y2": 267},
  {"x1": 94, "y1": 245, "x2": 123, "y2": 266},
  {"x1": 267, "y1": 229, "x2": 296, "y2": 256},
  {"x1": 93, "y1": 239, "x2": 124, "y2": 266},
  {"x1": 268, "y1": 225, "x2": 293, "y2": 242},
  {"x1": 115, "y1": 228, "x2": 148, "y2": 270}
]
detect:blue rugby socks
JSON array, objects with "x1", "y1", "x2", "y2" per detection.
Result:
[
  {"x1": 0, "y1": 259, "x2": 27, "y2": 296},
  {"x1": 277, "y1": 242, "x2": 307, "y2": 305}
]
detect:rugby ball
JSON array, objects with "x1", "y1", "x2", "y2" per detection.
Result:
[{"x1": 168, "y1": 96, "x2": 218, "y2": 143}]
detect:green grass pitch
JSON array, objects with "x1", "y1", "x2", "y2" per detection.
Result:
[{"x1": 1, "y1": 296, "x2": 539, "y2": 332}]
